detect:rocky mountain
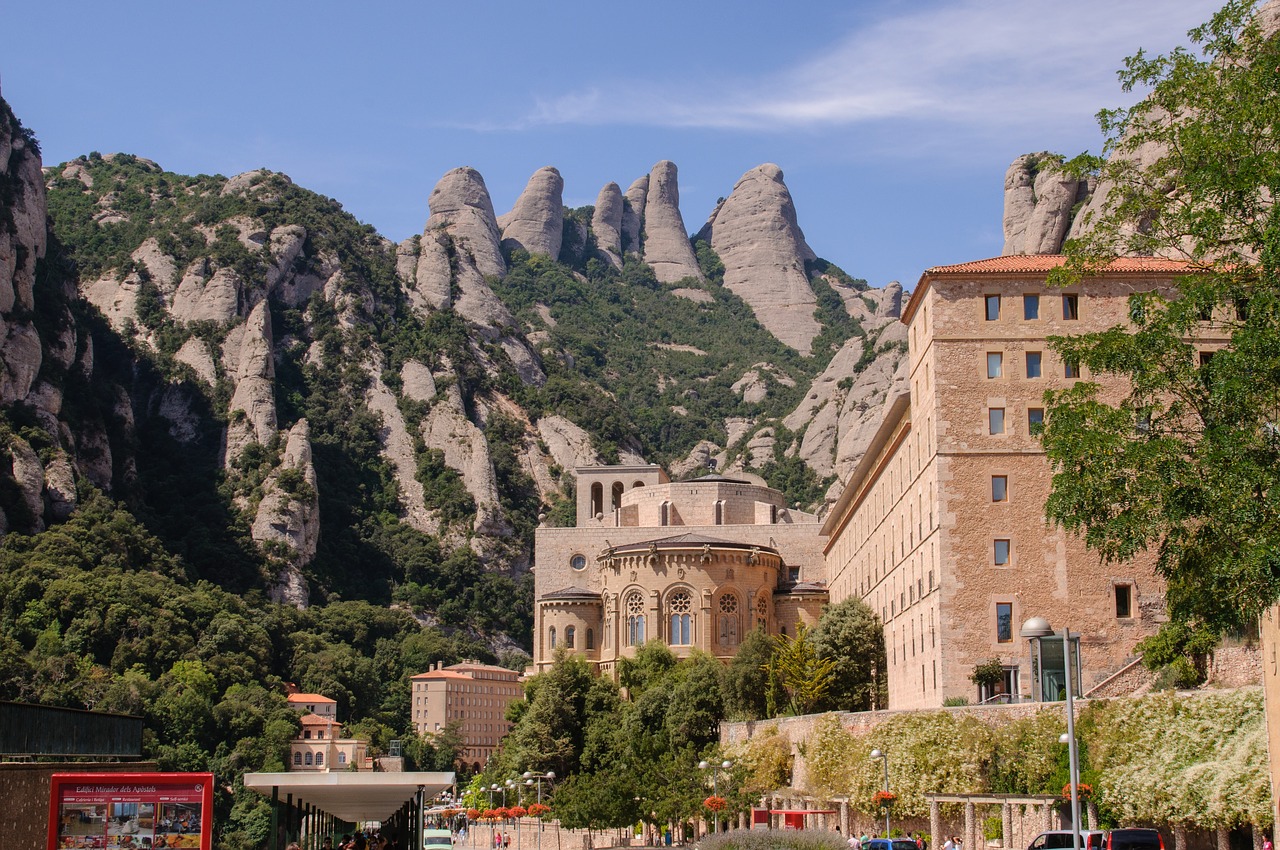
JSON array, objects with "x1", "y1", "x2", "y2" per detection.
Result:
[
  {"x1": 0, "y1": 92, "x2": 906, "y2": 652},
  {"x1": 1003, "y1": 0, "x2": 1280, "y2": 257}
]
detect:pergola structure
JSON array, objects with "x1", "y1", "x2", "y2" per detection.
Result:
[
  {"x1": 243, "y1": 771, "x2": 455, "y2": 850},
  {"x1": 925, "y1": 794, "x2": 1071, "y2": 850}
]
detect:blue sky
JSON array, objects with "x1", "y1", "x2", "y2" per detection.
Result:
[{"x1": 4, "y1": 0, "x2": 1222, "y2": 291}]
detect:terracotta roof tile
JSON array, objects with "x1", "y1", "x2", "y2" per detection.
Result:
[
  {"x1": 924, "y1": 254, "x2": 1193, "y2": 275},
  {"x1": 300, "y1": 713, "x2": 339, "y2": 725},
  {"x1": 287, "y1": 693, "x2": 337, "y2": 704}
]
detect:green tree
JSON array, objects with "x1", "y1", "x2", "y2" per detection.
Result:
[
  {"x1": 723, "y1": 628, "x2": 777, "y2": 720},
  {"x1": 809, "y1": 598, "x2": 887, "y2": 712},
  {"x1": 1044, "y1": 0, "x2": 1280, "y2": 630},
  {"x1": 769, "y1": 624, "x2": 836, "y2": 716}
]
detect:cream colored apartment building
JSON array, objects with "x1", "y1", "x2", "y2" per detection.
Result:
[
  {"x1": 533, "y1": 467, "x2": 829, "y2": 676},
  {"x1": 822, "y1": 255, "x2": 1212, "y2": 709},
  {"x1": 410, "y1": 661, "x2": 524, "y2": 770}
]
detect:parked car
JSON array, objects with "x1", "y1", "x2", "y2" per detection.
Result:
[
  {"x1": 1108, "y1": 830, "x2": 1164, "y2": 850},
  {"x1": 864, "y1": 840, "x2": 924, "y2": 850},
  {"x1": 1028, "y1": 830, "x2": 1107, "y2": 850}
]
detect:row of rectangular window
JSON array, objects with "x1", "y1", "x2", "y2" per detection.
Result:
[
  {"x1": 988, "y1": 407, "x2": 1044, "y2": 434},
  {"x1": 986, "y1": 293, "x2": 1078, "y2": 322},
  {"x1": 986, "y1": 351, "x2": 1078, "y2": 379}
]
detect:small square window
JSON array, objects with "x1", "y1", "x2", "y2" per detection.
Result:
[
  {"x1": 1024, "y1": 295, "x2": 1040, "y2": 320},
  {"x1": 987, "y1": 352, "x2": 1003, "y2": 379},
  {"x1": 1115, "y1": 585, "x2": 1133, "y2": 618},
  {"x1": 994, "y1": 539, "x2": 1011, "y2": 565},
  {"x1": 1065, "y1": 359, "x2": 1080, "y2": 379},
  {"x1": 997, "y1": 602, "x2": 1013, "y2": 642},
  {"x1": 1063, "y1": 294, "x2": 1079, "y2": 320},
  {"x1": 1028, "y1": 408, "x2": 1045, "y2": 433},
  {"x1": 988, "y1": 408, "x2": 1005, "y2": 435},
  {"x1": 1026, "y1": 351, "x2": 1042, "y2": 378},
  {"x1": 1199, "y1": 350, "x2": 1215, "y2": 367},
  {"x1": 991, "y1": 475, "x2": 1008, "y2": 502},
  {"x1": 985, "y1": 295, "x2": 1001, "y2": 321}
]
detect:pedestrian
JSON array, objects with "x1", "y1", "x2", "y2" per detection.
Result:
[
  {"x1": 847, "y1": 832, "x2": 861, "y2": 850},
  {"x1": 1264, "y1": 838, "x2": 1273, "y2": 850},
  {"x1": 943, "y1": 836, "x2": 955, "y2": 850},
  {"x1": 504, "y1": 833, "x2": 511, "y2": 849}
]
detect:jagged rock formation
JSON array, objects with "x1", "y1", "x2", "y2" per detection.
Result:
[
  {"x1": 422, "y1": 373, "x2": 513, "y2": 545},
  {"x1": 365, "y1": 362, "x2": 439, "y2": 536},
  {"x1": 0, "y1": 109, "x2": 45, "y2": 406},
  {"x1": 621, "y1": 175, "x2": 648, "y2": 256},
  {"x1": 697, "y1": 163, "x2": 820, "y2": 354},
  {"x1": 252, "y1": 419, "x2": 320, "y2": 607},
  {"x1": 1002, "y1": 153, "x2": 1091, "y2": 255},
  {"x1": 225, "y1": 301, "x2": 277, "y2": 465},
  {"x1": 400, "y1": 168, "x2": 545, "y2": 386},
  {"x1": 641, "y1": 162, "x2": 703, "y2": 283},
  {"x1": 591, "y1": 182, "x2": 624, "y2": 267},
  {"x1": 499, "y1": 166, "x2": 564, "y2": 259}
]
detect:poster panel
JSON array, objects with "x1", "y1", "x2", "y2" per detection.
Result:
[{"x1": 48, "y1": 773, "x2": 214, "y2": 850}]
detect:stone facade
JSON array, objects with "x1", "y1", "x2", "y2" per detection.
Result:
[
  {"x1": 288, "y1": 713, "x2": 369, "y2": 772},
  {"x1": 410, "y1": 661, "x2": 524, "y2": 769},
  {"x1": 534, "y1": 468, "x2": 827, "y2": 674},
  {"x1": 821, "y1": 256, "x2": 1223, "y2": 709}
]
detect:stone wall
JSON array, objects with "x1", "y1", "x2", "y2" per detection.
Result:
[{"x1": 1207, "y1": 643, "x2": 1262, "y2": 688}]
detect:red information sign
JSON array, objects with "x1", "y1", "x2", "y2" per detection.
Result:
[{"x1": 47, "y1": 773, "x2": 214, "y2": 850}]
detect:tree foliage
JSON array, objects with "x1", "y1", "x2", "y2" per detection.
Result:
[{"x1": 1044, "y1": 0, "x2": 1280, "y2": 629}]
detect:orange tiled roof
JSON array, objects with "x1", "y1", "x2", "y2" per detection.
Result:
[
  {"x1": 287, "y1": 693, "x2": 337, "y2": 704},
  {"x1": 411, "y1": 670, "x2": 473, "y2": 681},
  {"x1": 924, "y1": 254, "x2": 1193, "y2": 275},
  {"x1": 300, "y1": 713, "x2": 339, "y2": 725}
]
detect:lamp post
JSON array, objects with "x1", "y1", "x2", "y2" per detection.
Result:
[
  {"x1": 523, "y1": 771, "x2": 555, "y2": 850},
  {"x1": 698, "y1": 759, "x2": 733, "y2": 835},
  {"x1": 1022, "y1": 617, "x2": 1081, "y2": 850},
  {"x1": 869, "y1": 749, "x2": 890, "y2": 838}
]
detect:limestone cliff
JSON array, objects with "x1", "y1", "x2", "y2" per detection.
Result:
[
  {"x1": 499, "y1": 166, "x2": 564, "y2": 259},
  {"x1": 252, "y1": 419, "x2": 320, "y2": 607},
  {"x1": 697, "y1": 163, "x2": 821, "y2": 354},
  {"x1": 641, "y1": 162, "x2": 703, "y2": 283}
]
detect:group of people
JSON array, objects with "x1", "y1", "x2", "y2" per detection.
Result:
[
  {"x1": 286, "y1": 832, "x2": 403, "y2": 850},
  {"x1": 493, "y1": 832, "x2": 513, "y2": 848},
  {"x1": 845, "y1": 831, "x2": 938, "y2": 850}
]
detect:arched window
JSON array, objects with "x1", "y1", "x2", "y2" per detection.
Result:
[
  {"x1": 714, "y1": 500, "x2": 724, "y2": 525},
  {"x1": 719, "y1": 594, "x2": 740, "y2": 646},
  {"x1": 294, "y1": 752, "x2": 302, "y2": 766},
  {"x1": 566, "y1": 626, "x2": 576, "y2": 648},
  {"x1": 756, "y1": 595, "x2": 769, "y2": 630},
  {"x1": 668, "y1": 589, "x2": 692, "y2": 646},
  {"x1": 612, "y1": 482, "x2": 624, "y2": 511},
  {"x1": 305, "y1": 752, "x2": 313, "y2": 766},
  {"x1": 590, "y1": 483, "x2": 603, "y2": 518},
  {"x1": 549, "y1": 626, "x2": 557, "y2": 649},
  {"x1": 625, "y1": 592, "x2": 646, "y2": 646},
  {"x1": 660, "y1": 501, "x2": 670, "y2": 526},
  {"x1": 586, "y1": 628, "x2": 595, "y2": 650},
  {"x1": 316, "y1": 752, "x2": 324, "y2": 766},
  {"x1": 633, "y1": 481, "x2": 645, "y2": 489}
]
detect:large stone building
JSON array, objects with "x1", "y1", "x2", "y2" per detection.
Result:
[
  {"x1": 410, "y1": 661, "x2": 524, "y2": 770},
  {"x1": 821, "y1": 255, "x2": 1222, "y2": 708},
  {"x1": 533, "y1": 466, "x2": 828, "y2": 676},
  {"x1": 532, "y1": 255, "x2": 1222, "y2": 710}
]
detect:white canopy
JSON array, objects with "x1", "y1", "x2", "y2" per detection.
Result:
[{"x1": 242, "y1": 771, "x2": 455, "y2": 823}]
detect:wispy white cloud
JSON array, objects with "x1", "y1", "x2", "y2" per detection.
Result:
[{"x1": 518, "y1": 0, "x2": 1221, "y2": 134}]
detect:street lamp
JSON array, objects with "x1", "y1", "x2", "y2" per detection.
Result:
[
  {"x1": 869, "y1": 749, "x2": 890, "y2": 838},
  {"x1": 698, "y1": 759, "x2": 733, "y2": 835},
  {"x1": 523, "y1": 771, "x2": 555, "y2": 850},
  {"x1": 1023, "y1": 617, "x2": 1081, "y2": 850}
]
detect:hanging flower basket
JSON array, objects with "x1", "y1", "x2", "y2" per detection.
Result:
[
  {"x1": 872, "y1": 791, "x2": 898, "y2": 809},
  {"x1": 509, "y1": 806, "x2": 527, "y2": 819},
  {"x1": 467, "y1": 809, "x2": 481, "y2": 821},
  {"x1": 704, "y1": 796, "x2": 727, "y2": 812},
  {"x1": 492, "y1": 807, "x2": 510, "y2": 820},
  {"x1": 527, "y1": 803, "x2": 550, "y2": 818},
  {"x1": 1062, "y1": 783, "x2": 1093, "y2": 802}
]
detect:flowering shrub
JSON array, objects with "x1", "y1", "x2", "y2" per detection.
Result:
[
  {"x1": 872, "y1": 790, "x2": 898, "y2": 808},
  {"x1": 1062, "y1": 783, "x2": 1093, "y2": 802},
  {"x1": 704, "y1": 795, "x2": 727, "y2": 812},
  {"x1": 527, "y1": 803, "x2": 550, "y2": 818}
]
